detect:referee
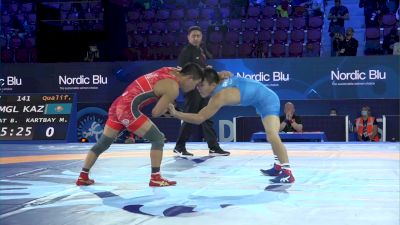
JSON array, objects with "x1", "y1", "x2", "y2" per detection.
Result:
[{"x1": 173, "y1": 26, "x2": 230, "y2": 156}]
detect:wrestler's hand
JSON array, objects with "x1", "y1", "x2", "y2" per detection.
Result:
[
  {"x1": 163, "y1": 111, "x2": 172, "y2": 117},
  {"x1": 168, "y1": 103, "x2": 177, "y2": 117},
  {"x1": 218, "y1": 70, "x2": 232, "y2": 79}
]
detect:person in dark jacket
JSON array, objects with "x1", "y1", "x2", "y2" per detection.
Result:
[
  {"x1": 174, "y1": 26, "x2": 230, "y2": 156},
  {"x1": 339, "y1": 27, "x2": 358, "y2": 56}
]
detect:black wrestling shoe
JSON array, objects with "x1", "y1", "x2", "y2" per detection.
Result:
[
  {"x1": 173, "y1": 148, "x2": 194, "y2": 157},
  {"x1": 209, "y1": 146, "x2": 230, "y2": 156}
]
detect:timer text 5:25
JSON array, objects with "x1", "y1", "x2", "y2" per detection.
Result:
[{"x1": 0, "y1": 127, "x2": 32, "y2": 136}]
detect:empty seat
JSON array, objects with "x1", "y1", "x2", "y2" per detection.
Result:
[
  {"x1": 208, "y1": 31, "x2": 224, "y2": 44},
  {"x1": 167, "y1": 20, "x2": 181, "y2": 32},
  {"x1": 22, "y1": 3, "x2": 33, "y2": 12},
  {"x1": 156, "y1": 9, "x2": 169, "y2": 21},
  {"x1": 148, "y1": 34, "x2": 163, "y2": 46},
  {"x1": 244, "y1": 18, "x2": 258, "y2": 30},
  {"x1": 292, "y1": 17, "x2": 306, "y2": 30},
  {"x1": 247, "y1": 6, "x2": 261, "y2": 18},
  {"x1": 182, "y1": 20, "x2": 197, "y2": 31},
  {"x1": 258, "y1": 30, "x2": 273, "y2": 43},
  {"x1": 261, "y1": 6, "x2": 277, "y2": 18},
  {"x1": 242, "y1": 30, "x2": 257, "y2": 43},
  {"x1": 276, "y1": 17, "x2": 290, "y2": 31},
  {"x1": 186, "y1": 8, "x2": 199, "y2": 20},
  {"x1": 259, "y1": 18, "x2": 274, "y2": 31},
  {"x1": 1, "y1": 49, "x2": 13, "y2": 62},
  {"x1": 219, "y1": 7, "x2": 231, "y2": 19},
  {"x1": 290, "y1": 29, "x2": 305, "y2": 43},
  {"x1": 204, "y1": 0, "x2": 219, "y2": 7},
  {"x1": 127, "y1": 11, "x2": 141, "y2": 22},
  {"x1": 15, "y1": 48, "x2": 29, "y2": 62},
  {"x1": 143, "y1": 10, "x2": 156, "y2": 21},
  {"x1": 365, "y1": 27, "x2": 380, "y2": 40},
  {"x1": 151, "y1": 21, "x2": 167, "y2": 33},
  {"x1": 221, "y1": 44, "x2": 237, "y2": 58},
  {"x1": 307, "y1": 29, "x2": 322, "y2": 43},
  {"x1": 381, "y1": 13, "x2": 397, "y2": 28},
  {"x1": 24, "y1": 37, "x2": 35, "y2": 48},
  {"x1": 170, "y1": 8, "x2": 185, "y2": 20},
  {"x1": 288, "y1": 42, "x2": 303, "y2": 57},
  {"x1": 200, "y1": 8, "x2": 215, "y2": 20},
  {"x1": 238, "y1": 43, "x2": 254, "y2": 57},
  {"x1": 228, "y1": 19, "x2": 242, "y2": 31},
  {"x1": 225, "y1": 31, "x2": 240, "y2": 44},
  {"x1": 206, "y1": 43, "x2": 221, "y2": 58},
  {"x1": 271, "y1": 43, "x2": 286, "y2": 57},
  {"x1": 274, "y1": 30, "x2": 288, "y2": 44},
  {"x1": 308, "y1": 16, "x2": 323, "y2": 29}
]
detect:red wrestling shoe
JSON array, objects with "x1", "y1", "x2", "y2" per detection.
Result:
[
  {"x1": 76, "y1": 171, "x2": 95, "y2": 186},
  {"x1": 149, "y1": 173, "x2": 177, "y2": 187}
]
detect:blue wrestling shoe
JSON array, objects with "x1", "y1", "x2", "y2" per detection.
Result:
[
  {"x1": 260, "y1": 163, "x2": 282, "y2": 176},
  {"x1": 269, "y1": 169, "x2": 295, "y2": 183}
]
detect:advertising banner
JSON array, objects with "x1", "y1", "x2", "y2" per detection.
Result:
[
  {"x1": 1, "y1": 56, "x2": 399, "y2": 102},
  {"x1": 1, "y1": 56, "x2": 399, "y2": 142}
]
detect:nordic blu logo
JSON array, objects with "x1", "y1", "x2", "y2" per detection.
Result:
[
  {"x1": 58, "y1": 75, "x2": 108, "y2": 85},
  {"x1": 0, "y1": 76, "x2": 22, "y2": 86},
  {"x1": 331, "y1": 69, "x2": 386, "y2": 81},
  {"x1": 236, "y1": 72, "x2": 289, "y2": 82}
]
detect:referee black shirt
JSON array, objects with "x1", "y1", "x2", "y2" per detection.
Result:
[{"x1": 178, "y1": 44, "x2": 211, "y2": 68}]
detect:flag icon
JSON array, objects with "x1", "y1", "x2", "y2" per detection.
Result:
[{"x1": 45, "y1": 103, "x2": 72, "y2": 115}]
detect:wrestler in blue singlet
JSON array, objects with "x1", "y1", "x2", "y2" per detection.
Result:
[{"x1": 212, "y1": 77, "x2": 280, "y2": 118}]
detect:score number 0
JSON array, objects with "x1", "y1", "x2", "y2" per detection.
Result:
[{"x1": 46, "y1": 127, "x2": 55, "y2": 137}]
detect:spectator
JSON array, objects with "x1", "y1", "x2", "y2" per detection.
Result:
[
  {"x1": 84, "y1": 44, "x2": 100, "y2": 62},
  {"x1": 332, "y1": 32, "x2": 345, "y2": 56},
  {"x1": 280, "y1": 102, "x2": 303, "y2": 132},
  {"x1": 362, "y1": 0, "x2": 389, "y2": 27},
  {"x1": 308, "y1": 0, "x2": 324, "y2": 17},
  {"x1": 386, "y1": 0, "x2": 398, "y2": 13},
  {"x1": 9, "y1": 15, "x2": 25, "y2": 38},
  {"x1": 354, "y1": 106, "x2": 380, "y2": 142},
  {"x1": 393, "y1": 41, "x2": 400, "y2": 55},
  {"x1": 276, "y1": 0, "x2": 290, "y2": 18},
  {"x1": 339, "y1": 27, "x2": 358, "y2": 56},
  {"x1": 329, "y1": 108, "x2": 338, "y2": 116},
  {"x1": 359, "y1": 0, "x2": 378, "y2": 26},
  {"x1": 328, "y1": 0, "x2": 349, "y2": 36},
  {"x1": 382, "y1": 28, "x2": 400, "y2": 55},
  {"x1": 250, "y1": 0, "x2": 264, "y2": 6},
  {"x1": 231, "y1": 0, "x2": 249, "y2": 18},
  {"x1": 303, "y1": 43, "x2": 319, "y2": 57}
]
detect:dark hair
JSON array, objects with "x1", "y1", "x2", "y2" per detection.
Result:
[
  {"x1": 180, "y1": 63, "x2": 204, "y2": 80},
  {"x1": 362, "y1": 106, "x2": 371, "y2": 112},
  {"x1": 188, "y1": 26, "x2": 202, "y2": 34},
  {"x1": 203, "y1": 68, "x2": 220, "y2": 84}
]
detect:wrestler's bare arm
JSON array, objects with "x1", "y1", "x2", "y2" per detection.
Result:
[{"x1": 152, "y1": 80, "x2": 179, "y2": 117}]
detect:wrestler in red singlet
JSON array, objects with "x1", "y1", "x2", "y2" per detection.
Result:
[{"x1": 106, "y1": 67, "x2": 178, "y2": 133}]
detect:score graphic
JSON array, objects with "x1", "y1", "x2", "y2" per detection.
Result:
[{"x1": 0, "y1": 94, "x2": 77, "y2": 141}]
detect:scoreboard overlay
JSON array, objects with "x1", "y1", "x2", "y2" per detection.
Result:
[{"x1": 0, "y1": 93, "x2": 77, "y2": 143}]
